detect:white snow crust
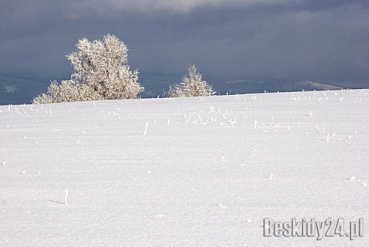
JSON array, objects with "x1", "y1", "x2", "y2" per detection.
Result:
[{"x1": 1, "y1": 90, "x2": 368, "y2": 246}]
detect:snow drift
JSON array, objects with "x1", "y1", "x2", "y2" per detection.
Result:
[{"x1": 0, "y1": 90, "x2": 368, "y2": 246}]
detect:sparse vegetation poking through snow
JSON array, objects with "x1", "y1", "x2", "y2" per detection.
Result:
[
  {"x1": 169, "y1": 65, "x2": 215, "y2": 97},
  {"x1": 65, "y1": 189, "x2": 69, "y2": 205},
  {"x1": 143, "y1": 122, "x2": 148, "y2": 136},
  {"x1": 33, "y1": 34, "x2": 143, "y2": 104}
]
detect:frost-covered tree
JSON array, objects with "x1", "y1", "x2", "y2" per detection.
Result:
[
  {"x1": 33, "y1": 34, "x2": 143, "y2": 104},
  {"x1": 169, "y1": 65, "x2": 215, "y2": 97},
  {"x1": 33, "y1": 80, "x2": 102, "y2": 104},
  {"x1": 67, "y1": 34, "x2": 143, "y2": 99}
]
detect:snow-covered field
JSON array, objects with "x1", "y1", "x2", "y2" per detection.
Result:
[{"x1": 1, "y1": 89, "x2": 368, "y2": 246}]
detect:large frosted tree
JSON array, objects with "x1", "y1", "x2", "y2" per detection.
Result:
[
  {"x1": 33, "y1": 34, "x2": 143, "y2": 104},
  {"x1": 169, "y1": 65, "x2": 215, "y2": 97}
]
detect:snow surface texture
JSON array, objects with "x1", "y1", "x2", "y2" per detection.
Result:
[{"x1": 1, "y1": 90, "x2": 368, "y2": 246}]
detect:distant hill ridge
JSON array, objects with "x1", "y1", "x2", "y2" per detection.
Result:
[{"x1": 0, "y1": 74, "x2": 362, "y2": 105}]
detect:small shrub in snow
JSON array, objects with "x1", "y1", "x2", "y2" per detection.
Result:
[
  {"x1": 33, "y1": 34, "x2": 143, "y2": 104},
  {"x1": 169, "y1": 65, "x2": 215, "y2": 97},
  {"x1": 33, "y1": 80, "x2": 102, "y2": 104}
]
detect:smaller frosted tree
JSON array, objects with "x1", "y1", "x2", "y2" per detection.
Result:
[{"x1": 169, "y1": 65, "x2": 215, "y2": 97}]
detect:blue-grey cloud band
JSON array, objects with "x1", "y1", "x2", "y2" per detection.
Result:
[{"x1": 0, "y1": 0, "x2": 368, "y2": 102}]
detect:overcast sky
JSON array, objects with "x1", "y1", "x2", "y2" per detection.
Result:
[{"x1": 1, "y1": 0, "x2": 368, "y2": 90}]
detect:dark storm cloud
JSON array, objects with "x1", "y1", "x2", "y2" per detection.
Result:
[{"x1": 0, "y1": 0, "x2": 368, "y2": 91}]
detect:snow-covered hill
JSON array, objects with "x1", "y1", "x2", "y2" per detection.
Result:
[{"x1": 1, "y1": 90, "x2": 368, "y2": 246}]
